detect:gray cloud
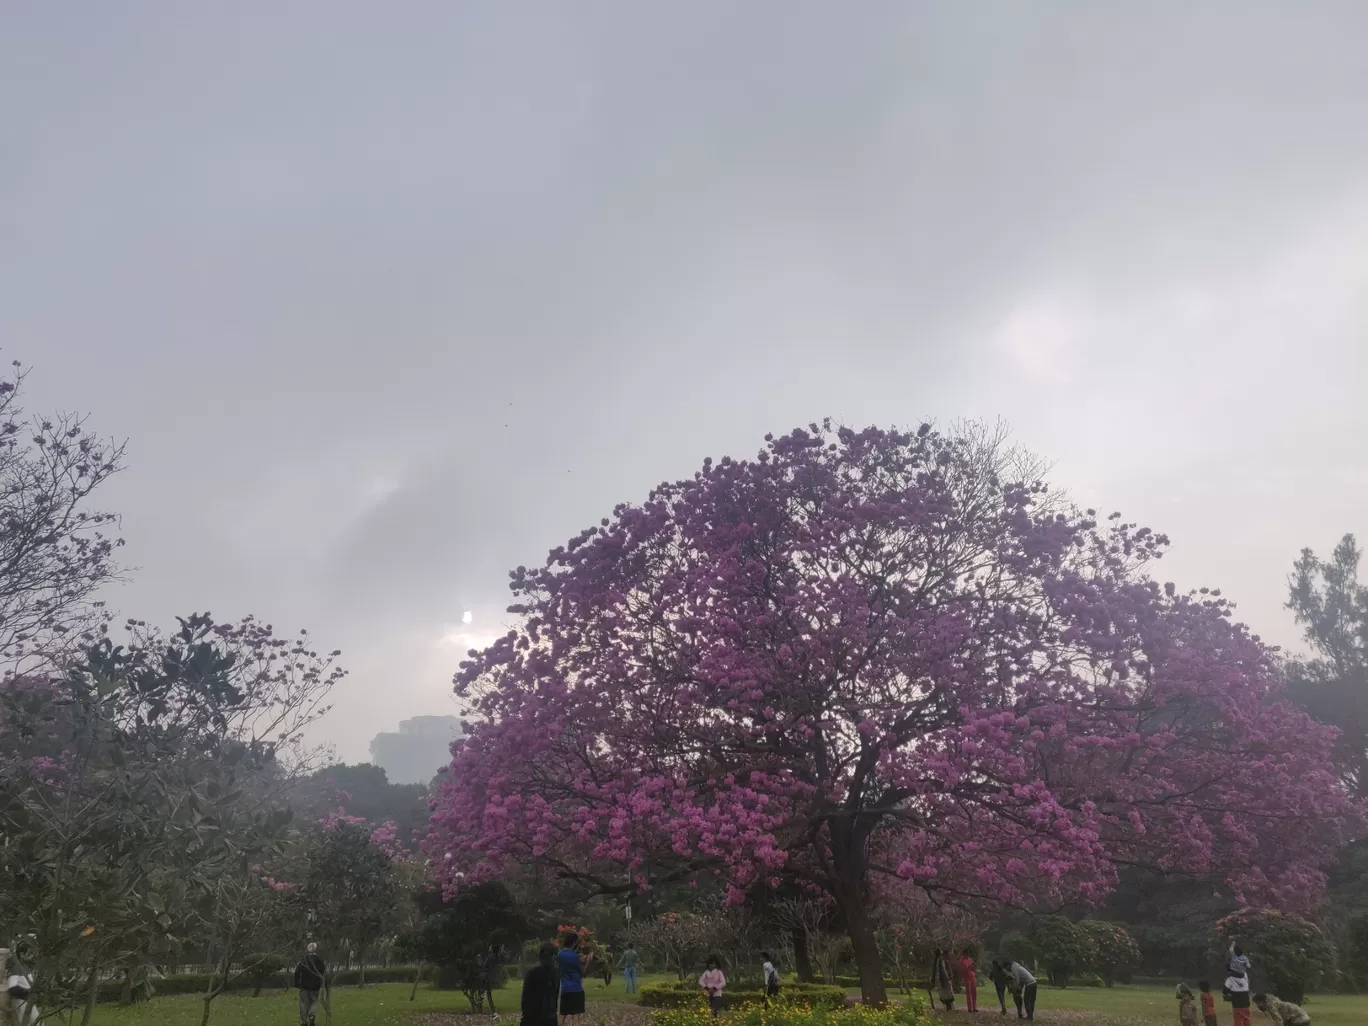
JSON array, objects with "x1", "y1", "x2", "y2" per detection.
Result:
[{"x1": 4, "y1": 2, "x2": 1367, "y2": 759}]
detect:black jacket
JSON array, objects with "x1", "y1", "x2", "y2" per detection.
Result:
[
  {"x1": 294, "y1": 953, "x2": 327, "y2": 991},
  {"x1": 521, "y1": 964, "x2": 559, "y2": 1026}
]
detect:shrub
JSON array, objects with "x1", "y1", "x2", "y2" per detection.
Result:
[
  {"x1": 1077, "y1": 921, "x2": 1141, "y2": 988},
  {"x1": 1215, "y1": 908, "x2": 1338, "y2": 1004},
  {"x1": 1032, "y1": 916, "x2": 1092, "y2": 989},
  {"x1": 649, "y1": 998, "x2": 933, "y2": 1026},
  {"x1": 640, "y1": 983, "x2": 848, "y2": 1009}
]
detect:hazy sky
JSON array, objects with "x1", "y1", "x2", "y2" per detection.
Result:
[{"x1": 4, "y1": 3, "x2": 1366, "y2": 763}]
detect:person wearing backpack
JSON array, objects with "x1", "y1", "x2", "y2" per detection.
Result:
[{"x1": 293, "y1": 943, "x2": 327, "y2": 1026}]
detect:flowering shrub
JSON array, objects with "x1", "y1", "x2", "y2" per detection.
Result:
[
  {"x1": 640, "y1": 983, "x2": 847, "y2": 1009},
  {"x1": 1077, "y1": 920, "x2": 1141, "y2": 986},
  {"x1": 649, "y1": 997, "x2": 932, "y2": 1026}
]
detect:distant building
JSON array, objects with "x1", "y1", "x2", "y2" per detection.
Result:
[{"x1": 368, "y1": 715, "x2": 465, "y2": 785}]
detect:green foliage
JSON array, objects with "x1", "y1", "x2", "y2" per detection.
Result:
[
  {"x1": 291, "y1": 763, "x2": 430, "y2": 853},
  {"x1": 1031, "y1": 916, "x2": 1092, "y2": 988},
  {"x1": 403, "y1": 881, "x2": 533, "y2": 1011},
  {"x1": 1215, "y1": 907, "x2": 1338, "y2": 1003},
  {"x1": 997, "y1": 931, "x2": 1037, "y2": 967},
  {"x1": 1286, "y1": 534, "x2": 1368, "y2": 798},
  {"x1": 649, "y1": 998, "x2": 932, "y2": 1026},
  {"x1": 1078, "y1": 921, "x2": 1141, "y2": 987},
  {"x1": 639, "y1": 982, "x2": 849, "y2": 1009},
  {"x1": 294, "y1": 820, "x2": 400, "y2": 966}
]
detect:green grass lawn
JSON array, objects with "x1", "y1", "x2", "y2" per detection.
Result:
[
  {"x1": 80, "y1": 979, "x2": 1368, "y2": 1026},
  {"x1": 921, "y1": 983, "x2": 1366, "y2": 1026}
]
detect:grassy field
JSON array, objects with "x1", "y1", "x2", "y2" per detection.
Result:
[{"x1": 80, "y1": 978, "x2": 1367, "y2": 1026}]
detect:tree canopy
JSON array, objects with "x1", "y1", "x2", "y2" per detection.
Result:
[{"x1": 428, "y1": 423, "x2": 1358, "y2": 1002}]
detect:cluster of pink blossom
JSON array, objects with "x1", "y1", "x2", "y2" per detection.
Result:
[{"x1": 426, "y1": 424, "x2": 1361, "y2": 927}]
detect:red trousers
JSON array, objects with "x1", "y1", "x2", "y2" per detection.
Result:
[
  {"x1": 1233, "y1": 1009, "x2": 1251, "y2": 1026},
  {"x1": 962, "y1": 973, "x2": 977, "y2": 1012}
]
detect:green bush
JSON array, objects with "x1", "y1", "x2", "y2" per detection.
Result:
[
  {"x1": 640, "y1": 982, "x2": 848, "y2": 1009},
  {"x1": 92, "y1": 964, "x2": 420, "y2": 1003},
  {"x1": 649, "y1": 997, "x2": 933, "y2": 1026}
]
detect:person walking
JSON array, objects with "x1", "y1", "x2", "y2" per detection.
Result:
[
  {"x1": 698, "y1": 956, "x2": 726, "y2": 1018},
  {"x1": 761, "y1": 951, "x2": 781, "y2": 1007},
  {"x1": 1006, "y1": 960, "x2": 1037, "y2": 1021},
  {"x1": 478, "y1": 946, "x2": 500, "y2": 1013},
  {"x1": 617, "y1": 947, "x2": 639, "y2": 995},
  {"x1": 1253, "y1": 993, "x2": 1310, "y2": 1026},
  {"x1": 293, "y1": 943, "x2": 327, "y2": 1026},
  {"x1": 929, "y1": 949, "x2": 955, "y2": 1011},
  {"x1": 521, "y1": 943, "x2": 561, "y2": 1026},
  {"x1": 556, "y1": 933, "x2": 586, "y2": 1026},
  {"x1": 959, "y1": 949, "x2": 979, "y2": 1013},
  {"x1": 988, "y1": 961, "x2": 1011, "y2": 1016}
]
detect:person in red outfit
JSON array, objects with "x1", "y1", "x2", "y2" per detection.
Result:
[{"x1": 959, "y1": 949, "x2": 979, "y2": 1013}]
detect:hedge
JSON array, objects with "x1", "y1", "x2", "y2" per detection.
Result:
[
  {"x1": 650, "y1": 1000, "x2": 934, "y2": 1026},
  {"x1": 640, "y1": 983, "x2": 848, "y2": 1009},
  {"x1": 94, "y1": 965, "x2": 422, "y2": 1003}
]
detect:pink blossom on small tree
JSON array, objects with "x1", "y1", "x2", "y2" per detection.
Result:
[{"x1": 427, "y1": 422, "x2": 1360, "y2": 1003}]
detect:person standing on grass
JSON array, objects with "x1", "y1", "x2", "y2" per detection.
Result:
[
  {"x1": 556, "y1": 932, "x2": 586, "y2": 1026},
  {"x1": 959, "y1": 948, "x2": 979, "y2": 1013},
  {"x1": 1200, "y1": 981, "x2": 1218, "y2": 1026},
  {"x1": 929, "y1": 949, "x2": 955, "y2": 1011},
  {"x1": 988, "y1": 960, "x2": 1011, "y2": 1016},
  {"x1": 478, "y1": 945, "x2": 500, "y2": 1013},
  {"x1": 1178, "y1": 983, "x2": 1199, "y2": 1026},
  {"x1": 293, "y1": 943, "x2": 327, "y2": 1026},
  {"x1": 761, "y1": 951, "x2": 781, "y2": 1007},
  {"x1": 521, "y1": 943, "x2": 561, "y2": 1026},
  {"x1": 617, "y1": 947, "x2": 639, "y2": 995},
  {"x1": 698, "y1": 955, "x2": 726, "y2": 1018},
  {"x1": 1006, "y1": 959, "x2": 1037, "y2": 1020},
  {"x1": 1226, "y1": 941, "x2": 1253, "y2": 1026},
  {"x1": 1253, "y1": 993, "x2": 1310, "y2": 1026}
]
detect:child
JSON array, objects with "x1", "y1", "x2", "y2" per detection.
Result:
[
  {"x1": 1199, "y1": 981, "x2": 1218, "y2": 1026},
  {"x1": 699, "y1": 956, "x2": 726, "y2": 1018},
  {"x1": 1177, "y1": 983, "x2": 1199, "y2": 1026}
]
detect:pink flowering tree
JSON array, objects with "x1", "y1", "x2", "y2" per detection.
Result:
[{"x1": 427, "y1": 422, "x2": 1359, "y2": 1003}]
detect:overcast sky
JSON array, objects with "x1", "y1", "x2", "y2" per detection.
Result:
[{"x1": 4, "y1": 3, "x2": 1366, "y2": 763}]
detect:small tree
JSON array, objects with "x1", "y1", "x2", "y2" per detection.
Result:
[
  {"x1": 0, "y1": 358, "x2": 126, "y2": 673},
  {"x1": 406, "y1": 882, "x2": 532, "y2": 1012},
  {"x1": 1216, "y1": 908, "x2": 1337, "y2": 1003},
  {"x1": 1078, "y1": 921, "x2": 1140, "y2": 987},
  {"x1": 1032, "y1": 916, "x2": 1092, "y2": 988},
  {"x1": 294, "y1": 819, "x2": 400, "y2": 1025}
]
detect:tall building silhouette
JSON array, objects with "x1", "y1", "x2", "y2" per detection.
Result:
[{"x1": 368, "y1": 714, "x2": 465, "y2": 785}]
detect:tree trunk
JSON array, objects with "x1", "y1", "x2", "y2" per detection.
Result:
[
  {"x1": 844, "y1": 904, "x2": 887, "y2": 1005},
  {"x1": 79, "y1": 961, "x2": 100, "y2": 1026},
  {"x1": 792, "y1": 928, "x2": 816, "y2": 983},
  {"x1": 409, "y1": 964, "x2": 425, "y2": 1001},
  {"x1": 321, "y1": 970, "x2": 334, "y2": 1026}
]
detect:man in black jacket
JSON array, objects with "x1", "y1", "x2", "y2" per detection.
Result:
[
  {"x1": 294, "y1": 943, "x2": 327, "y2": 1026},
  {"x1": 521, "y1": 943, "x2": 560, "y2": 1026}
]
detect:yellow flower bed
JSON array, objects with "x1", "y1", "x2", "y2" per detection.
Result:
[{"x1": 649, "y1": 997, "x2": 934, "y2": 1026}]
